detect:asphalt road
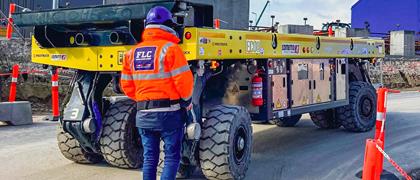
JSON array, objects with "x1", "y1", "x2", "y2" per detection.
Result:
[{"x1": 1, "y1": 92, "x2": 420, "y2": 180}]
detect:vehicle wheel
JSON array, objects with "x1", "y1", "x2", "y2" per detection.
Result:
[
  {"x1": 99, "y1": 98, "x2": 143, "y2": 168},
  {"x1": 336, "y1": 81, "x2": 377, "y2": 132},
  {"x1": 310, "y1": 109, "x2": 341, "y2": 129},
  {"x1": 271, "y1": 115, "x2": 302, "y2": 127},
  {"x1": 57, "y1": 125, "x2": 103, "y2": 164},
  {"x1": 157, "y1": 142, "x2": 196, "y2": 179},
  {"x1": 200, "y1": 105, "x2": 253, "y2": 180}
]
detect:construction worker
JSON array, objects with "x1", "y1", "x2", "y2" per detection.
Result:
[{"x1": 120, "y1": 6, "x2": 194, "y2": 180}]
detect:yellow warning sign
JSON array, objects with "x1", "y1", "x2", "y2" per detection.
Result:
[
  {"x1": 316, "y1": 94, "x2": 322, "y2": 103},
  {"x1": 231, "y1": 84, "x2": 239, "y2": 94},
  {"x1": 276, "y1": 99, "x2": 282, "y2": 109}
]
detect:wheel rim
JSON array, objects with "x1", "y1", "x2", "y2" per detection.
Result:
[
  {"x1": 358, "y1": 95, "x2": 374, "y2": 125},
  {"x1": 233, "y1": 126, "x2": 247, "y2": 164},
  {"x1": 361, "y1": 97, "x2": 373, "y2": 116},
  {"x1": 360, "y1": 97, "x2": 373, "y2": 117}
]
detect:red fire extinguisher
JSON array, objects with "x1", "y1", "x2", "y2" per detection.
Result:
[{"x1": 252, "y1": 70, "x2": 263, "y2": 106}]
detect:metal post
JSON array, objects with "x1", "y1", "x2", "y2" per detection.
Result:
[
  {"x1": 52, "y1": 0, "x2": 59, "y2": 9},
  {"x1": 270, "y1": 15, "x2": 275, "y2": 27},
  {"x1": 254, "y1": 0, "x2": 270, "y2": 29}
]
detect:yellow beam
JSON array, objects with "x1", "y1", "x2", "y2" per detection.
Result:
[{"x1": 31, "y1": 27, "x2": 385, "y2": 71}]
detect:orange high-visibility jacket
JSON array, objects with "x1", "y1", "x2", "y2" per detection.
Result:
[{"x1": 120, "y1": 25, "x2": 194, "y2": 104}]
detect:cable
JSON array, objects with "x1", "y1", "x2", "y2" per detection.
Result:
[{"x1": 211, "y1": 64, "x2": 224, "y2": 77}]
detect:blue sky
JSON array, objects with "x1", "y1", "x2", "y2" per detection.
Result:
[{"x1": 250, "y1": 0, "x2": 359, "y2": 29}]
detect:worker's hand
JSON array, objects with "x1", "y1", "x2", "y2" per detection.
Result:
[{"x1": 186, "y1": 103, "x2": 193, "y2": 111}]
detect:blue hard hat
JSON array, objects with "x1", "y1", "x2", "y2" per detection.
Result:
[{"x1": 146, "y1": 6, "x2": 175, "y2": 25}]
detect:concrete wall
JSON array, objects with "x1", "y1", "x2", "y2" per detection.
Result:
[
  {"x1": 335, "y1": 28, "x2": 370, "y2": 38},
  {"x1": 278, "y1": 25, "x2": 313, "y2": 35},
  {"x1": 390, "y1": 31, "x2": 416, "y2": 56}
]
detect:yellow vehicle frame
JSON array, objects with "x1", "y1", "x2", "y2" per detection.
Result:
[{"x1": 31, "y1": 27, "x2": 385, "y2": 71}]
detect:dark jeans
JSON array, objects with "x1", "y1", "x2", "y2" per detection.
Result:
[{"x1": 139, "y1": 127, "x2": 184, "y2": 180}]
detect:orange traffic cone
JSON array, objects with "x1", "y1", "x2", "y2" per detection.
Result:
[{"x1": 362, "y1": 139, "x2": 384, "y2": 180}]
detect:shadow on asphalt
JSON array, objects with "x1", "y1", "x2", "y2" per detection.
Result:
[
  {"x1": 65, "y1": 161, "x2": 140, "y2": 172},
  {"x1": 252, "y1": 119, "x2": 358, "y2": 154}
]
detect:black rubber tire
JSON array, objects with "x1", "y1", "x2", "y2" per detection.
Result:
[
  {"x1": 309, "y1": 109, "x2": 342, "y2": 129},
  {"x1": 200, "y1": 105, "x2": 253, "y2": 180},
  {"x1": 99, "y1": 99, "x2": 143, "y2": 168},
  {"x1": 272, "y1": 115, "x2": 302, "y2": 127},
  {"x1": 336, "y1": 81, "x2": 377, "y2": 132},
  {"x1": 57, "y1": 125, "x2": 103, "y2": 164}
]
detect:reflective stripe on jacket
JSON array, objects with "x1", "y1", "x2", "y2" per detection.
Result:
[{"x1": 120, "y1": 25, "x2": 194, "y2": 104}]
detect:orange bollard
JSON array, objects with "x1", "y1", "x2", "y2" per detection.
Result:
[
  {"x1": 51, "y1": 69, "x2": 60, "y2": 121},
  {"x1": 363, "y1": 88, "x2": 402, "y2": 180},
  {"x1": 375, "y1": 88, "x2": 387, "y2": 142},
  {"x1": 374, "y1": 88, "x2": 388, "y2": 177},
  {"x1": 373, "y1": 88, "x2": 400, "y2": 177},
  {"x1": 362, "y1": 139, "x2": 381, "y2": 180},
  {"x1": 6, "y1": 3, "x2": 16, "y2": 40},
  {"x1": 8, "y1": 64, "x2": 19, "y2": 102},
  {"x1": 214, "y1": 18, "x2": 220, "y2": 29}
]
